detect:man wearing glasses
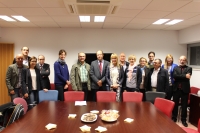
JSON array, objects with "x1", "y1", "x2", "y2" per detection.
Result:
[{"x1": 36, "y1": 55, "x2": 51, "y2": 89}]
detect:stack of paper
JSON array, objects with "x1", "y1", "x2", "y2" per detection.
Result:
[{"x1": 75, "y1": 101, "x2": 87, "y2": 106}]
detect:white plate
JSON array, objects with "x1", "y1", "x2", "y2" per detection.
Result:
[
  {"x1": 81, "y1": 113, "x2": 97, "y2": 122},
  {"x1": 90, "y1": 110, "x2": 99, "y2": 114},
  {"x1": 101, "y1": 118, "x2": 117, "y2": 122}
]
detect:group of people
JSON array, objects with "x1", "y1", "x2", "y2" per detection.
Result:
[{"x1": 5, "y1": 46, "x2": 192, "y2": 127}]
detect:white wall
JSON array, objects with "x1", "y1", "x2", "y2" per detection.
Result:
[
  {"x1": 178, "y1": 24, "x2": 200, "y2": 88},
  {"x1": 0, "y1": 28, "x2": 189, "y2": 85}
]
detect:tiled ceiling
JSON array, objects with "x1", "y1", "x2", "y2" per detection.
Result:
[{"x1": 0, "y1": 0, "x2": 200, "y2": 30}]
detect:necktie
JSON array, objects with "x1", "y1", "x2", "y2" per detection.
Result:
[
  {"x1": 99, "y1": 61, "x2": 102, "y2": 74},
  {"x1": 40, "y1": 65, "x2": 43, "y2": 70}
]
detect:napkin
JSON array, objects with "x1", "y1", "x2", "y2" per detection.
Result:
[
  {"x1": 95, "y1": 126, "x2": 107, "y2": 132},
  {"x1": 68, "y1": 114, "x2": 77, "y2": 118},
  {"x1": 79, "y1": 125, "x2": 91, "y2": 132},
  {"x1": 124, "y1": 118, "x2": 134, "y2": 123},
  {"x1": 75, "y1": 101, "x2": 87, "y2": 106},
  {"x1": 45, "y1": 123, "x2": 57, "y2": 130}
]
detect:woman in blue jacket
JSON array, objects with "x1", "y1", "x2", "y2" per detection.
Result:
[
  {"x1": 161, "y1": 54, "x2": 178, "y2": 100},
  {"x1": 54, "y1": 49, "x2": 70, "y2": 101}
]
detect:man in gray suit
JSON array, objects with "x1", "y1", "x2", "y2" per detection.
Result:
[
  {"x1": 6, "y1": 54, "x2": 27, "y2": 101},
  {"x1": 90, "y1": 50, "x2": 110, "y2": 101}
]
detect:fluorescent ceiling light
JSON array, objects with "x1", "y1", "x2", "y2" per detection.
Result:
[
  {"x1": 165, "y1": 19, "x2": 183, "y2": 25},
  {"x1": 0, "y1": 15, "x2": 16, "y2": 21},
  {"x1": 79, "y1": 16, "x2": 90, "y2": 22},
  {"x1": 94, "y1": 16, "x2": 106, "y2": 22},
  {"x1": 12, "y1": 16, "x2": 30, "y2": 22},
  {"x1": 152, "y1": 19, "x2": 170, "y2": 25}
]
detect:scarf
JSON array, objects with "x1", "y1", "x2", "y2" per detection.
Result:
[{"x1": 57, "y1": 58, "x2": 66, "y2": 66}]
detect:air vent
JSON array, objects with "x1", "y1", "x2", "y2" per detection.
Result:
[{"x1": 64, "y1": 0, "x2": 122, "y2": 15}]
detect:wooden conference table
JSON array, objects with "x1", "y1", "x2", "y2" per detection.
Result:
[{"x1": 2, "y1": 101, "x2": 185, "y2": 133}]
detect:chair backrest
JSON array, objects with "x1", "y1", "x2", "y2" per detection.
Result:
[
  {"x1": 190, "y1": 87, "x2": 200, "y2": 94},
  {"x1": 154, "y1": 98, "x2": 175, "y2": 118},
  {"x1": 123, "y1": 92, "x2": 143, "y2": 102},
  {"x1": 145, "y1": 91, "x2": 166, "y2": 104},
  {"x1": 96, "y1": 91, "x2": 116, "y2": 102},
  {"x1": 13, "y1": 98, "x2": 28, "y2": 114},
  {"x1": 64, "y1": 91, "x2": 84, "y2": 102},
  {"x1": 38, "y1": 90, "x2": 58, "y2": 103},
  {"x1": 50, "y1": 83, "x2": 55, "y2": 90},
  {"x1": 6, "y1": 104, "x2": 24, "y2": 127}
]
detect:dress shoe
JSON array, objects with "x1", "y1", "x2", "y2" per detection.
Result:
[
  {"x1": 172, "y1": 118, "x2": 177, "y2": 122},
  {"x1": 182, "y1": 121, "x2": 188, "y2": 127}
]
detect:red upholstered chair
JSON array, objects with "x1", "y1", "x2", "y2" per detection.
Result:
[
  {"x1": 50, "y1": 83, "x2": 55, "y2": 90},
  {"x1": 64, "y1": 91, "x2": 84, "y2": 102},
  {"x1": 96, "y1": 91, "x2": 116, "y2": 102},
  {"x1": 123, "y1": 92, "x2": 143, "y2": 102},
  {"x1": 154, "y1": 98, "x2": 175, "y2": 118},
  {"x1": 182, "y1": 119, "x2": 200, "y2": 133},
  {"x1": 68, "y1": 84, "x2": 74, "y2": 91},
  {"x1": 13, "y1": 98, "x2": 28, "y2": 114},
  {"x1": 190, "y1": 87, "x2": 200, "y2": 94}
]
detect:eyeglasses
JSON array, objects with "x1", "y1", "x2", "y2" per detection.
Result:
[{"x1": 39, "y1": 59, "x2": 44, "y2": 60}]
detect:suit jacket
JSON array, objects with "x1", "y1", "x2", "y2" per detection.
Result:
[
  {"x1": 70, "y1": 62, "x2": 91, "y2": 91},
  {"x1": 36, "y1": 63, "x2": 51, "y2": 89},
  {"x1": 90, "y1": 60, "x2": 110, "y2": 89},
  {"x1": 106, "y1": 65, "x2": 124, "y2": 87},
  {"x1": 21, "y1": 68, "x2": 44, "y2": 95},
  {"x1": 13, "y1": 56, "x2": 31, "y2": 66},
  {"x1": 121, "y1": 61, "x2": 129, "y2": 88},
  {"x1": 173, "y1": 65, "x2": 192, "y2": 93},
  {"x1": 147, "y1": 67, "x2": 169, "y2": 92},
  {"x1": 5, "y1": 64, "x2": 27, "y2": 95}
]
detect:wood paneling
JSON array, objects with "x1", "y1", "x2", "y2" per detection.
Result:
[{"x1": 0, "y1": 43, "x2": 14, "y2": 105}]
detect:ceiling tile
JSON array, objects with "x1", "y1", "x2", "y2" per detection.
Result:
[
  {"x1": 177, "y1": 2, "x2": 200, "y2": 13},
  {"x1": 51, "y1": 15, "x2": 79, "y2": 22},
  {"x1": 43, "y1": 8, "x2": 69, "y2": 15},
  {"x1": 0, "y1": 3, "x2": 6, "y2": 7},
  {"x1": 0, "y1": 8, "x2": 18, "y2": 15},
  {"x1": 24, "y1": 16, "x2": 54, "y2": 22},
  {"x1": 124, "y1": 23, "x2": 149, "y2": 30},
  {"x1": 81, "y1": 22, "x2": 103, "y2": 28},
  {"x1": 178, "y1": 20, "x2": 200, "y2": 25},
  {"x1": 57, "y1": 22, "x2": 81, "y2": 28},
  {"x1": 12, "y1": 22, "x2": 37, "y2": 27},
  {"x1": 32, "y1": 21, "x2": 59, "y2": 27},
  {"x1": 144, "y1": 0, "x2": 192, "y2": 11},
  {"x1": 36, "y1": 0, "x2": 65, "y2": 8},
  {"x1": 0, "y1": 0, "x2": 40, "y2": 7},
  {"x1": 164, "y1": 25, "x2": 192, "y2": 30},
  {"x1": 0, "y1": 21, "x2": 18, "y2": 27},
  {"x1": 144, "y1": 24, "x2": 170, "y2": 30},
  {"x1": 108, "y1": 9, "x2": 141, "y2": 18},
  {"x1": 105, "y1": 16, "x2": 132, "y2": 23},
  {"x1": 103, "y1": 23, "x2": 126, "y2": 29},
  {"x1": 187, "y1": 14, "x2": 200, "y2": 21},
  {"x1": 136, "y1": 10, "x2": 171, "y2": 19},
  {"x1": 121, "y1": 0, "x2": 152, "y2": 10},
  {"x1": 164, "y1": 12, "x2": 198, "y2": 19},
  {"x1": 130, "y1": 18, "x2": 157, "y2": 24},
  {"x1": 11, "y1": 8, "x2": 48, "y2": 15}
]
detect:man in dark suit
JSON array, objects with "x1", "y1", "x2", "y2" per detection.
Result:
[
  {"x1": 13, "y1": 46, "x2": 31, "y2": 67},
  {"x1": 6, "y1": 54, "x2": 27, "y2": 101},
  {"x1": 36, "y1": 55, "x2": 51, "y2": 89},
  {"x1": 148, "y1": 51, "x2": 155, "y2": 69},
  {"x1": 172, "y1": 56, "x2": 192, "y2": 127},
  {"x1": 146, "y1": 58, "x2": 169, "y2": 92},
  {"x1": 90, "y1": 50, "x2": 110, "y2": 101}
]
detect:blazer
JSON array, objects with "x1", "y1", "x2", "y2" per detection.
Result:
[
  {"x1": 147, "y1": 67, "x2": 169, "y2": 92},
  {"x1": 36, "y1": 63, "x2": 51, "y2": 89},
  {"x1": 90, "y1": 60, "x2": 110, "y2": 89},
  {"x1": 13, "y1": 56, "x2": 31, "y2": 66},
  {"x1": 173, "y1": 65, "x2": 192, "y2": 93},
  {"x1": 121, "y1": 61, "x2": 129, "y2": 88},
  {"x1": 105, "y1": 65, "x2": 124, "y2": 87},
  {"x1": 124, "y1": 65, "x2": 142, "y2": 89},
  {"x1": 5, "y1": 64, "x2": 27, "y2": 95},
  {"x1": 21, "y1": 68, "x2": 44, "y2": 95},
  {"x1": 161, "y1": 63, "x2": 178, "y2": 85},
  {"x1": 70, "y1": 62, "x2": 91, "y2": 91}
]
